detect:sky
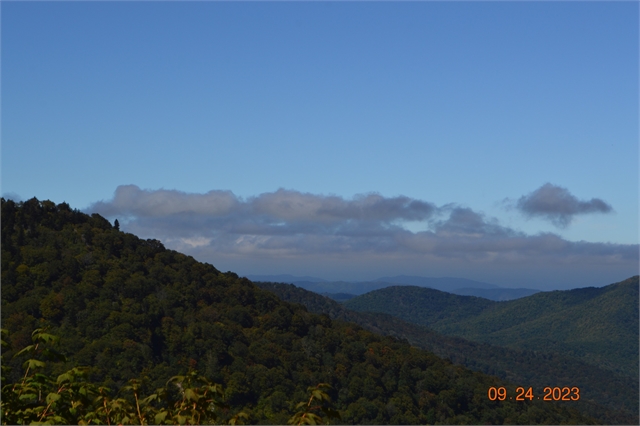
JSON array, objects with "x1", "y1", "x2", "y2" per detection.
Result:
[{"x1": 2, "y1": 1, "x2": 638, "y2": 290}]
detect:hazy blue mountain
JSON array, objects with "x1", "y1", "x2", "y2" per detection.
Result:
[
  {"x1": 450, "y1": 287, "x2": 540, "y2": 301},
  {"x1": 244, "y1": 274, "x2": 327, "y2": 283},
  {"x1": 292, "y1": 280, "x2": 393, "y2": 295},
  {"x1": 376, "y1": 275, "x2": 501, "y2": 291},
  {"x1": 320, "y1": 292, "x2": 356, "y2": 301}
]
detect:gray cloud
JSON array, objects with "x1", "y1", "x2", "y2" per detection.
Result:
[
  {"x1": 88, "y1": 185, "x2": 239, "y2": 218},
  {"x1": 88, "y1": 185, "x2": 437, "y2": 233},
  {"x1": 87, "y1": 185, "x2": 637, "y2": 288},
  {"x1": 513, "y1": 183, "x2": 613, "y2": 228},
  {"x1": 252, "y1": 189, "x2": 435, "y2": 223}
]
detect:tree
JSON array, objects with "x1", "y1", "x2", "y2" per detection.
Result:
[{"x1": 114, "y1": 219, "x2": 120, "y2": 231}]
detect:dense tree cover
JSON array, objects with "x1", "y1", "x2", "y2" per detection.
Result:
[
  {"x1": 257, "y1": 282, "x2": 638, "y2": 424},
  {"x1": 344, "y1": 286, "x2": 495, "y2": 331},
  {"x1": 1, "y1": 328, "x2": 336, "y2": 425},
  {"x1": 343, "y1": 279, "x2": 639, "y2": 380},
  {"x1": 2, "y1": 198, "x2": 598, "y2": 424}
]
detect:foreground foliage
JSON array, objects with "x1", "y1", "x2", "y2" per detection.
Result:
[{"x1": 1, "y1": 329, "x2": 338, "y2": 425}]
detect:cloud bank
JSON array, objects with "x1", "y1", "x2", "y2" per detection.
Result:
[
  {"x1": 87, "y1": 185, "x2": 635, "y2": 273},
  {"x1": 513, "y1": 183, "x2": 613, "y2": 228}
]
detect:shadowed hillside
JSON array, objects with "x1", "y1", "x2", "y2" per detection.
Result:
[
  {"x1": 344, "y1": 279, "x2": 639, "y2": 380},
  {"x1": 257, "y1": 281, "x2": 639, "y2": 424}
]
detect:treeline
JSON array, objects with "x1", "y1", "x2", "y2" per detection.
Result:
[{"x1": 1, "y1": 198, "x2": 597, "y2": 424}]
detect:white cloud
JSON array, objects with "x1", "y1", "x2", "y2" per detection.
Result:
[{"x1": 87, "y1": 185, "x2": 638, "y2": 287}]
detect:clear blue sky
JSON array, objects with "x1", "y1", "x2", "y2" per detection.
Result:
[{"x1": 2, "y1": 1, "x2": 638, "y2": 290}]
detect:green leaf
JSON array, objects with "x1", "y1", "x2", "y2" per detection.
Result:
[
  {"x1": 141, "y1": 393, "x2": 158, "y2": 405},
  {"x1": 168, "y1": 374, "x2": 184, "y2": 382},
  {"x1": 18, "y1": 393, "x2": 37, "y2": 401},
  {"x1": 154, "y1": 411, "x2": 168, "y2": 424},
  {"x1": 13, "y1": 344, "x2": 36, "y2": 358},
  {"x1": 46, "y1": 392, "x2": 61, "y2": 403},
  {"x1": 57, "y1": 372, "x2": 73, "y2": 384},
  {"x1": 184, "y1": 388, "x2": 197, "y2": 402},
  {"x1": 34, "y1": 331, "x2": 58, "y2": 345},
  {"x1": 23, "y1": 358, "x2": 46, "y2": 370}
]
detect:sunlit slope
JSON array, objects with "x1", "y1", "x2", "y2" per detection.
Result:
[{"x1": 344, "y1": 277, "x2": 639, "y2": 379}]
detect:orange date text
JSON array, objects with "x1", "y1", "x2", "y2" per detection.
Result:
[{"x1": 487, "y1": 387, "x2": 580, "y2": 401}]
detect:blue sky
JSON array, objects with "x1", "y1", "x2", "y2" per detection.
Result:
[{"x1": 2, "y1": 1, "x2": 638, "y2": 290}]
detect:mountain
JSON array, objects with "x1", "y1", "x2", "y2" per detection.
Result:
[
  {"x1": 345, "y1": 286, "x2": 496, "y2": 327},
  {"x1": 321, "y1": 292, "x2": 357, "y2": 302},
  {"x1": 1, "y1": 198, "x2": 598, "y2": 424},
  {"x1": 257, "y1": 275, "x2": 540, "y2": 301},
  {"x1": 376, "y1": 275, "x2": 501, "y2": 291},
  {"x1": 450, "y1": 287, "x2": 540, "y2": 301},
  {"x1": 344, "y1": 279, "x2": 639, "y2": 380},
  {"x1": 292, "y1": 280, "x2": 394, "y2": 295},
  {"x1": 257, "y1": 281, "x2": 638, "y2": 424},
  {"x1": 244, "y1": 274, "x2": 327, "y2": 283}
]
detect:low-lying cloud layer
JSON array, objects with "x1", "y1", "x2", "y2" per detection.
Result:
[
  {"x1": 513, "y1": 183, "x2": 613, "y2": 228},
  {"x1": 88, "y1": 185, "x2": 635, "y2": 282}
]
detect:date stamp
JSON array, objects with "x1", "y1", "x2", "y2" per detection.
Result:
[{"x1": 488, "y1": 386, "x2": 580, "y2": 401}]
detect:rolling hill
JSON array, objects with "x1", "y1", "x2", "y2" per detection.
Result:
[
  {"x1": 251, "y1": 274, "x2": 540, "y2": 301},
  {"x1": 257, "y1": 281, "x2": 639, "y2": 424},
  {"x1": 344, "y1": 278, "x2": 639, "y2": 380}
]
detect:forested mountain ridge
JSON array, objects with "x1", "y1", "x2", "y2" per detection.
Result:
[
  {"x1": 0, "y1": 198, "x2": 601, "y2": 424},
  {"x1": 344, "y1": 286, "x2": 496, "y2": 329},
  {"x1": 256, "y1": 281, "x2": 639, "y2": 424},
  {"x1": 257, "y1": 275, "x2": 540, "y2": 301},
  {"x1": 343, "y1": 277, "x2": 639, "y2": 381}
]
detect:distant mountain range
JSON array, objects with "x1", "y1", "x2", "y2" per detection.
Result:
[
  {"x1": 245, "y1": 273, "x2": 327, "y2": 283},
  {"x1": 246, "y1": 274, "x2": 540, "y2": 301},
  {"x1": 344, "y1": 277, "x2": 639, "y2": 380},
  {"x1": 255, "y1": 279, "x2": 639, "y2": 424},
  {"x1": 376, "y1": 275, "x2": 501, "y2": 290}
]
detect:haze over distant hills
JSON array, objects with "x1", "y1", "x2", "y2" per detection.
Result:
[
  {"x1": 376, "y1": 275, "x2": 500, "y2": 290},
  {"x1": 246, "y1": 274, "x2": 540, "y2": 301},
  {"x1": 245, "y1": 274, "x2": 327, "y2": 283}
]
